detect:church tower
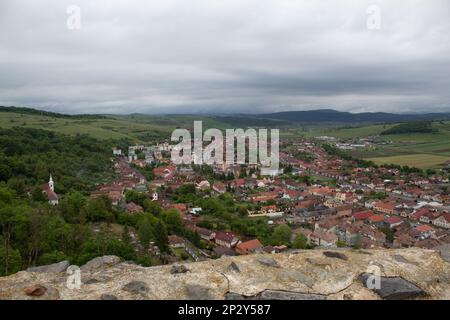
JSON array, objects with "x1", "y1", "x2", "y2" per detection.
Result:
[{"x1": 49, "y1": 175, "x2": 54, "y2": 192}]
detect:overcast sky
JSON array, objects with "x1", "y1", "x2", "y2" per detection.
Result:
[{"x1": 0, "y1": 0, "x2": 449, "y2": 114}]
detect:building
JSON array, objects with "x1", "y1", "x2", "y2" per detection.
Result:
[
  {"x1": 384, "y1": 216, "x2": 403, "y2": 229},
  {"x1": 168, "y1": 235, "x2": 185, "y2": 248},
  {"x1": 235, "y1": 239, "x2": 263, "y2": 255},
  {"x1": 41, "y1": 175, "x2": 59, "y2": 206},
  {"x1": 214, "y1": 231, "x2": 240, "y2": 248},
  {"x1": 310, "y1": 229, "x2": 338, "y2": 247},
  {"x1": 373, "y1": 201, "x2": 396, "y2": 215},
  {"x1": 433, "y1": 214, "x2": 450, "y2": 229},
  {"x1": 125, "y1": 202, "x2": 143, "y2": 214},
  {"x1": 112, "y1": 148, "x2": 122, "y2": 156}
]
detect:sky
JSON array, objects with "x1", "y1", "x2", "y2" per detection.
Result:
[{"x1": 0, "y1": 0, "x2": 449, "y2": 115}]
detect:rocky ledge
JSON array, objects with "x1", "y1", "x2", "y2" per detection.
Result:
[{"x1": 0, "y1": 248, "x2": 449, "y2": 300}]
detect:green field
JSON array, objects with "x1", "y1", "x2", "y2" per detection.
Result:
[
  {"x1": 302, "y1": 121, "x2": 450, "y2": 168},
  {"x1": 366, "y1": 154, "x2": 449, "y2": 169}
]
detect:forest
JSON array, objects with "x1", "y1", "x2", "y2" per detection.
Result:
[{"x1": 0, "y1": 128, "x2": 186, "y2": 276}]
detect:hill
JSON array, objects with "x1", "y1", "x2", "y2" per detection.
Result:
[
  {"x1": 381, "y1": 121, "x2": 438, "y2": 135},
  {"x1": 256, "y1": 109, "x2": 450, "y2": 124}
]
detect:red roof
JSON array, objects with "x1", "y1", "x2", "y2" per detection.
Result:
[
  {"x1": 236, "y1": 239, "x2": 263, "y2": 253},
  {"x1": 385, "y1": 216, "x2": 402, "y2": 224},
  {"x1": 353, "y1": 211, "x2": 374, "y2": 220},
  {"x1": 215, "y1": 231, "x2": 237, "y2": 244},
  {"x1": 368, "y1": 214, "x2": 385, "y2": 223},
  {"x1": 415, "y1": 224, "x2": 434, "y2": 232}
]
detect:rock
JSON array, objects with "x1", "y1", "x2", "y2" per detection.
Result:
[
  {"x1": 101, "y1": 294, "x2": 118, "y2": 300},
  {"x1": 81, "y1": 256, "x2": 121, "y2": 271},
  {"x1": 256, "y1": 257, "x2": 280, "y2": 268},
  {"x1": 280, "y1": 270, "x2": 313, "y2": 288},
  {"x1": 228, "y1": 262, "x2": 240, "y2": 273},
  {"x1": 122, "y1": 281, "x2": 149, "y2": 295},
  {"x1": 225, "y1": 290, "x2": 326, "y2": 300},
  {"x1": 393, "y1": 255, "x2": 418, "y2": 266},
  {"x1": 84, "y1": 278, "x2": 100, "y2": 285},
  {"x1": 436, "y1": 244, "x2": 450, "y2": 262},
  {"x1": 225, "y1": 292, "x2": 246, "y2": 300},
  {"x1": 0, "y1": 248, "x2": 447, "y2": 300},
  {"x1": 323, "y1": 251, "x2": 348, "y2": 261},
  {"x1": 185, "y1": 284, "x2": 212, "y2": 300},
  {"x1": 170, "y1": 265, "x2": 190, "y2": 274},
  {"x1": 27, "y1": 261, "x2": 70, "y2": 273},
  {"x1": 257, "y1": 290, "x2": 327, "y2": 300},
  {"x1": 24, "y1": 285, "x2": 47, "y2": 297},
  {"x1": 359, "y1": 273, "x2": 424, "y2": 300}
]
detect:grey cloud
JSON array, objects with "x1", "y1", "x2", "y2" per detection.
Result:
[{"x1": 0, "y1": 0, "x2": 449, "y2": 114}]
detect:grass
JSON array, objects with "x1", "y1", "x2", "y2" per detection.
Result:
[{"x1": 366, "y1": 154, "x2": 449, "y2": 169}]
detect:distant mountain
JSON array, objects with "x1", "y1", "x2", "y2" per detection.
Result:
[{"x1": 254, "y1": 109, "x2": 450, "y2": 124}]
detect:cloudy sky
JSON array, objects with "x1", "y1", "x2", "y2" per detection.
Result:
[{"x1": 0, "y1": 0, "x2": 449, "y2": 114}]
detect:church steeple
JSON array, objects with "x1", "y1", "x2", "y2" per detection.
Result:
[{"x1": 49, "y1": 175, "x2": 54, "y2": 192}]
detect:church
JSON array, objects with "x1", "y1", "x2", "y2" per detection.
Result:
[{"x1": 41, "y1": 175, "x2": 59, "y2": 206}]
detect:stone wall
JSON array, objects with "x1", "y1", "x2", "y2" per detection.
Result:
[{"x1": 0, "y1": 247, "x2": 449, "y2": 300}]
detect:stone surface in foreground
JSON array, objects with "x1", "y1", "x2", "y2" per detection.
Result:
[{"x1": 0, "y1": 248, "x2": 449, "y2": 300}]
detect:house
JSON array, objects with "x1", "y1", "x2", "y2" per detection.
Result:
[
  {"x1": 215, "y1": 231, "x2": 240, "y2": 248},
  {"x1": 414, "y1": 225, "x2": 435, "y2": 240},
  {"x1": 196, "y1": 227, "x2": 215, "y2": 241},
  {"x1": 125, "y1": 202, "x2": 143, "y2": 214},
  {"x1": 235, "y1": 239, "x2": 263, "y2": 255},
  {"x1": 433, "y1": 213, "x2": 450, "y2": 229},
  {"x1": 367, "y1": 214, "x2": 385, "y2": 226},
  {"x1": 112, "y1": 147, "x2": 122, "y2": 156},
  {"x1": 153, "y1": 165, "x2": 176, "y2": 179},
  {"x1": 353, "y1": 211, "x2": 374, "y2": 221},
  {"x1": 168, "y1": 203, "x2": 188, "y2": 215},
  {"x1": 196, "y1": 180, "x2": 211, "y2": 190},
  {"x1": 213, "y1": 246, "x2": 238, "y2": 257},
  {"x1": 212, "y1": 181, "x2": 226, "y2": 194},
  {"x1": 310, "y1": 229, "x2": 338, "y2": 247},
  {"x1": 419, "y1": 210, "x2": 441, "y2": 224},
  {"x1": 373, "y1": 201, "x2": 396, "y2": 215},
  {"x1": 168, "y1": 235, "x2": 185, "y2": 248},
  {"x1": 189, "y1": 207, "x2": 203, "y2": 215},
  {"x1": 40, "y1": 175, "x2": 59, "y2": 206},
  {"x1": 393, "y1": 233, "x2": 416, "y2": 248},
  {"x1": 384, "y1": 216, "x2": 403, "y2": 229},
  {"x1": 249, "y1": 192, "x2": 278, "y2": 203}
]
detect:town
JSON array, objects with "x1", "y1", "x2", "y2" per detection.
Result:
[{"x1": 75, "y1": 134, "x2": 450, "y2": 263}]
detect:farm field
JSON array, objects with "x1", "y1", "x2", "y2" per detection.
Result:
[
  {"x1": 305, "y1": 121, "x2": 450, "y2": 168},
  {"x1": 366, "y1": 154, "x2": 449, "y2": 169}
]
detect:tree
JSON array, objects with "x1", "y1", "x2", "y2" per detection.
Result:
[
  {"x1": 59, "y1": 191, "x2": 86, "y2": 223},
  {"x1": 270, "y1": 225, "x2": 292, "y2": 246},
  {"x1": 163, "y1": 209, "x2": 183, "y2": 233},
  {"x1": 153, "y1": 220, "x2": 169, "y2": 253},
  {"x1": 292, "y1": 234, "x2": 308, "y2": 249},
  {"x1": 0, "y1": 241, "x2": 22, "y2": 276},
  {"x1": 31, "y1": 187, "x2": 47, "y2": 203},
  {"x1": 137, "y1": 216, "x2": 154, "y2": 249},
  {"x1": 77, "y1": 232, "x2": 135, "y2": 265},
  {"x1": 85, "y1": 196, "x2": 113, "y2": 222}
]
